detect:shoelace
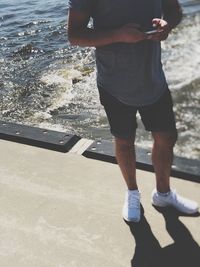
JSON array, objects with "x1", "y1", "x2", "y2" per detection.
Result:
[{"x1": 128, "y1": 193, "x2": 140, "y2": 208}]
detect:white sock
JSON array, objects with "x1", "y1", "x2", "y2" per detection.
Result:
[
  {"x1": 157, "y1": 190, "x2": 171, "y2": 197},
  {"x1": 128, "y1": 189, "x2": 139, "y2": 193}
]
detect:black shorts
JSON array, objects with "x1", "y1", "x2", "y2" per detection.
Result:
[{"x1": 98, "y1": 87, "x2": 177, "y2": 138}]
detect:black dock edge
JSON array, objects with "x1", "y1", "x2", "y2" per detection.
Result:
[
  {"x1": 83, "y1": 139, "x2": 200, "y2": 183},
  {"x1": 0, "y1": 121, "x2": 80, "y2": 152},
  {"x1": 0, "y1": 121, "x2": 199, "y2": 182}
]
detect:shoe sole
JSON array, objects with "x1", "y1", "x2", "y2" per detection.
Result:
[
  {"x1": 123, "y1": 216, "x2": 141, "y2": 222},
  {"x1": 122, "y1": 211, "x2": 141, "y2": 222},
  {"x1": 152, "y1": 201, "x2": 199, "y2": 214}
]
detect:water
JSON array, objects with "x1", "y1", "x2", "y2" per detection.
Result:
[{"x1": 0, "y1": 0, "x2": 200, "y2": 160}]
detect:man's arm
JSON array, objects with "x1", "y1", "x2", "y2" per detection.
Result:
[
  {"x1": 150, "y1": 0, "x2": 183, "y2": 41},
  {"x1": 67, "y1": 9, "x2": 146, "y2": 47},
  {"x1": 162, "y1": 0, "x2": 182, "y2": 30}
]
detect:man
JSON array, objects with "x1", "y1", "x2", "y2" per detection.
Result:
[{"x1": 67, "y1": 0, "x2": 199, "y2": 222}]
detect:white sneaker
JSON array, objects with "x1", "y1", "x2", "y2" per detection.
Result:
[
  {"x1": 151, "y1": 189, "x2": 199, "y2": 214},
  {"x1": 122, "y1": 190, "x2": 141, "y2": 222}
]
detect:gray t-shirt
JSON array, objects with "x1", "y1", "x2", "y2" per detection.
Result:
[{"x1": 68, "y1": 0, "x2": 168, "y2": 106}]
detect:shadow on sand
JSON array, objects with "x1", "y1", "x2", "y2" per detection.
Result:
[{"x1": 125, "y1": 205, "x2": 200, "y2": 267}]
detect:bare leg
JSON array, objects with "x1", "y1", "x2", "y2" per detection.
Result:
[
  {"x1": 115, "y1": 136, "x2": 138, "y2": 190},
  {"x1": 151, "y1": 131, "x2": 177, "y2": 193}
]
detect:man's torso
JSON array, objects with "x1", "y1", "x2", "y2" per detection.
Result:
[{"x1": 69, "y1": 0, "x2": 167, "y2": 106}]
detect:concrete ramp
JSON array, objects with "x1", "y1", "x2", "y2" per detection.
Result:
[{"x1": 0, "y1": 140, "x2": 199, "y2": 267}]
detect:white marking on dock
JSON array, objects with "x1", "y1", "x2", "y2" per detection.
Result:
[{"x1": 69, "y1": 138, "x2": 93, "y2": 155}]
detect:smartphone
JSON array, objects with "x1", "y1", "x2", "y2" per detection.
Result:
[{"x1": 144, "y1": 29, "x2": 158, "y2": 35}]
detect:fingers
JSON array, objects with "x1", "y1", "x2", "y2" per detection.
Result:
[
  {"x1": 152, "y1": 18, "x2": 167, "y2": 30},
  {"x1": 152, "y1": 18, "x2": 160, "y2": 26},
  {"x1": 150, "y1": 18, "x2": 170, "y2": 41}
]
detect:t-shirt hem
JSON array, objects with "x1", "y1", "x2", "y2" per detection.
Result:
[{"x1": 97, "y1": 82, "x2": 168, "y2": 107}]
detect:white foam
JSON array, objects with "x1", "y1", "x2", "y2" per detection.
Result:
[
  {"x1": 40, "y1": 74, "x2": 69, "y2": 85},
  {"x1": 40, "y1": 69, "x2": 82, "y2": 86},
  {"x1": 36, "y1": 68, "x2": 83, "y2": 120},
  {"x1": 162, "y1": 15, "x2": 200, "y2": 90}
]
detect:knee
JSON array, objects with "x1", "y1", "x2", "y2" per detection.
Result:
[
  {"x1": 153, "y1": 131, "x2": 178, "y2": 148},
  {"x1": 115, "y1": 136, "x2": 135, "y2": 149}
]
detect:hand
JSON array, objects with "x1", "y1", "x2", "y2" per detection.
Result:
[
  {"x1": 147, "y1": 18, "x2": 171, "y2": 41},
  {"x1": 115, "y1": 23, "x2": 146, "y2": 43}
]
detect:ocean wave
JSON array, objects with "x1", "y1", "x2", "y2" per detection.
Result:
[
  {"x1": 17, "y1": 29, "x2": 41, "y2": 37},
  {"x1": 0, "y1": 37, "x2": 8, "y2": 41},
  {"x1": 13, "y1": 43, "x2": 44, "y2": 57},
  {"x1": 0, "y1": 14, "x2": 16, "y2": 21},
  {"x1": 181, "y1": 0, "x2": 200, "y2": 14},
  {"x1": 19, "y1": 20, "x2": 49, "y2": 28}
]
